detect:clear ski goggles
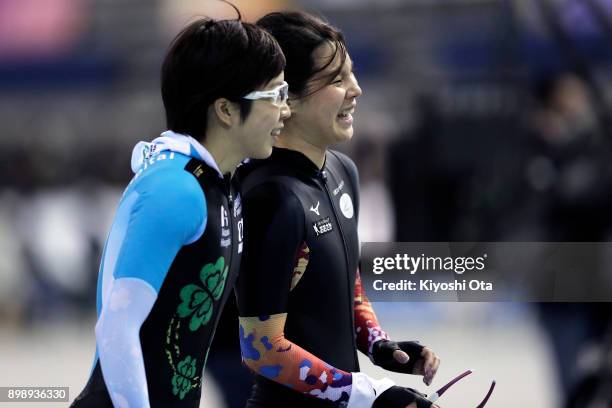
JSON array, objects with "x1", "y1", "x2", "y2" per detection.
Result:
[{"x1": 243, "y1": 81, "x2": 289, "y2": 106}]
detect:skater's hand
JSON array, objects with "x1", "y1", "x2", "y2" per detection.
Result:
[
  {"x1": 372, "y1": 340, "x2": 440, "y2": 385},
  {"x1": 411, "y1": 346, "x2": 440, "y2": 386}
]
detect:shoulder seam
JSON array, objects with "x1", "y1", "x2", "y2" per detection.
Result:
[{"x1": 329, "y1": 150, "x2": 358, "y2": 190}]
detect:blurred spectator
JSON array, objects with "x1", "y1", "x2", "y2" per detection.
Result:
[
  {"x1": 522, "y1": 72, "x2": 612, "y2": 404},
  {"x1": 524, "y1": 71, "x2": 612, "y2": 241},
  {"x1": 387, "y1": 95, "x2": 461, "y2": 241}
]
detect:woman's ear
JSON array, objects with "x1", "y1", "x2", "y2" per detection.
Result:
[{"x1": 212, "y1": 98, "x2": 239, "y2": 127}]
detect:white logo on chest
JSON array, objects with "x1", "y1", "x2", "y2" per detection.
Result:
[
  {"x1": 309, "y1": 201, "x2": 320, "y2": 216},
  {"x1": 339, "y1": 193, "x2": 354, "y2": 219},
  {"x1": 333, "y1": 180, "x2": 345, "y2": 196},
  {"x1": 220, "y1": 206, "x2": 231, "y2": 247},
  {"x1": 220, "y1": 206, "x2": 229, "y2": 228}
]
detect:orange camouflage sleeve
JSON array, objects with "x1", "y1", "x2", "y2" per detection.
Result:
[
  {"x1": 239, "y1": 313, "x2": 352, "y2": 402},
  {"x1": 354, "y1": 268, "x2": 390, "y2": 358}
]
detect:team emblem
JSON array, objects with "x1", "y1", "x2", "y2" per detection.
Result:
[{"x1": 339, "y1": 193, "x2": 354, "y2": 219}]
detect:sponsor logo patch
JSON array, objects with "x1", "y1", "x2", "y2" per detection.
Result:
[
  {"x1": 333, "y1": 180, "x2": 345, "y2": 196},
  {"x1": 237, "y1": 218, "x2": 244, "y2": 254},
  {"x1": 220, "y1": 206, "x2": 231, "y2": 247},
  {"x1": 312, "y1": 217, "x2": 333, "y2": 237},
  {"x1": 234, "y1": 193, "x2": 242, "y2": 217}
]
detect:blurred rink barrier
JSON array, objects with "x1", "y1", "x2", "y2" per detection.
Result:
[{"x1": 2, "y1": 0, "x2": 612, "y2": 406}]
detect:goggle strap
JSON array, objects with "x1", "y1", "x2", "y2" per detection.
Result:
[
  {"x1": 434, "y1": 369, "x2": 473, "y2": 398},
  {"x1": 475, "y1": 380, "x2": 496, "y2": 408}
]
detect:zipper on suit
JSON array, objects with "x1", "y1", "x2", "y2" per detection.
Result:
[{"x1": 318, "y1": 169, "x2": 360, "y2": 368}]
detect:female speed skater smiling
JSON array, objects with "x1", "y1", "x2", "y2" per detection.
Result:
[{"x1": 235, "y1": 10, "x2": 441, "y2": 408}]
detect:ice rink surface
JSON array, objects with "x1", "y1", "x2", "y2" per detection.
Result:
[{"x1": 0, "y1": 303, "x2": 560, "y2": 407}]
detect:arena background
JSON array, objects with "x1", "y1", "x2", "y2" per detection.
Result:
[{"x1": 1, "y1": 0, "x2": 612, "y2": 406}]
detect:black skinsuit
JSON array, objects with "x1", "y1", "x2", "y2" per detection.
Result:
[{"x1": 236, "y1": 147, "x2": 361, "y2": 407}]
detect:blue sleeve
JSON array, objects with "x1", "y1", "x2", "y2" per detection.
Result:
[
  {"x1": 111, "y1": 167, "x2": 206, "y2": 292},
  {"x1": 96, "y1": 278, "x2": 157, "y2": 408}
]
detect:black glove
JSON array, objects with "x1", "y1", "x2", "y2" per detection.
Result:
[
  {"x1": 373, "y1": 385, "x2": 432, "y2": 408},
  {"x1": 371, "y1": 340, "x2": 424, "y2": 374}
]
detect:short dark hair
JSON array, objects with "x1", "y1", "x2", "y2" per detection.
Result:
[
  {"x1": 161, "y1": 18, "x2": 285, "y2": 140},
  {"x1": 257, "y1": 11, "x2": 347, "y2": 98}
]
